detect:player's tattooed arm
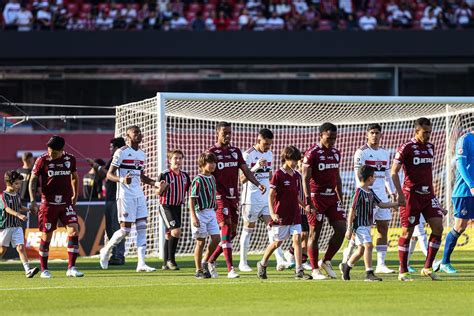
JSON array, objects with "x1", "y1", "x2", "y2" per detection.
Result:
[
  {"x1": 302, "y1": 164, "x2": 315, "y2": 211},
  {"x1": 240, "y1": 164, "x2": 266, "y2": 194},
  {"x1": 29, "y1": 173, "x2": 39, "y2": 213},
  {"x1": 390, "y1": 162, "x2": 405, "y2": 206},
  {"x1": 71, "y1": 171, "x2": 79, "y2": 205}
]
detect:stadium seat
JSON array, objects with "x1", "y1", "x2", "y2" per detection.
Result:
[
  {"x1": 318, "y1": 19, "x2": 333, "y2": 30},
  {"x1": 97, "y1": 3, "x2": 109, "y2": 12},
  {"x1": 188, "y1": 3, "x2": 202, "y2": 13},
  {"x1": 67, "y1": 3, "x2": 79, "y2": 15},
  {"x1": 204, "y1": 3, "x2": 216, "y2": 12},
  {"x1": 131, "y1": 3, "x2": 141, "y2": 11},
  {"x1": 415, "y1": 10, "x2": 424, "y2": 20},
  {"x1": 186, "y1": 11, "x2": 196, "y2": 20},
  {"x1": 81, "y1": 3, "x2": 92, "y2": 13},
  {"x1": 228, "y1": 20, "x2": 239, "y2": 30}
]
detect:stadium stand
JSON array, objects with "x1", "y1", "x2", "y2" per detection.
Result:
[{"x1": 1, "y1": 0, "x2": 473, "y2": 31}]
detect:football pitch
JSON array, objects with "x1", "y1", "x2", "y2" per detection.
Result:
[{"x1": 1, "y1": 252, "x2": 473, "y2": 316}]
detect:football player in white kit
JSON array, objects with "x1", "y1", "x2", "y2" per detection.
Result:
[
  {"x1": 238, "y1": 129, "x2": 288, "y2": 272},
  {"x1": 342, "y1": 123, "x2": 397, "y2": 274},
  {"x1": 99, "y1": 125, "x2": 166, "y2": 272}
]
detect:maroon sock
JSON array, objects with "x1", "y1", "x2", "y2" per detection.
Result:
[
  {"x1": 289, "y1": 246, "x2": 295, "y2": 255},
  {"x1": 302, "y1": 253, "x2": 308, "y2": 263},
  {"x1": 323, "y1": 240, "x2": 341, "y2": 262},
  {"x1": 424, "y1": 234, "x2": 441, "y2": 269},
  {"x1": 308, "y1": 245, "x2": 318, "y2": 270},
  {"x1": 222, "y1": 242, "x2": 233, "y2": 271},
  {"x1": 398, "y1": 237, "x2": 410, "y2": 273},
  {"x1": 209, "y1": 244, "x2": 223, "y2": 263},
  {"x1": 67, "y1": 236, "x2": 79, "y2": 269},
  {"x1": 39, "y1": 240, "x2": 50, "y2": 271}
]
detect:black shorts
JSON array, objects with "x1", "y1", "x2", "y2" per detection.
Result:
[
  {"x1": 159, "y1": 205, "x2": 182, "y2": 229},
  {"x1": 301, "y1": 214, "x2": 309, "y2": 233}
]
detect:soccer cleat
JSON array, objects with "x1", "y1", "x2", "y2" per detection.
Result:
[
  {"x1": 40, "y1": 270, "x2": 52, "y2": 279},
  {"x1": 276, "y1": 261, "x2": 290, "y2": 271},
  {"x1": 319, "y1": 260, "x2": 337, "y2": 279},
  {"x1": 398, "y1": 272, "x2": 414, "y2": 282},
  {"x1": 208, "y1": 262, "x2": 218, "y2": 278},
  {"x1": 202, "y1": 262, "x2": 212, "y2": 278},
  {"x1": 312, "y1": 268, "x2": 328, "y2": 280},
  {"x1": 407, "y1": 266, "x2": 416, "y2": 273},
  {"x1": 420, "y1": 268, "x2": 442, "y2": 281},
  {"x1": 26, "y1": 267, "x2": 39, "y2": 278},
  {"x1": 195, "y1": 270, "x2": 205, "y2": 279},
  {"x1": 302, "y1": 262, "x2": 312, "y2": 271},
  {"x1": 295, "y1": 269, "x2": 313, "y2": 280},
  {"x1": 227, "y1": 267, "x2": 240, "y2": 279},
  {"x1": 166, "y1": 261, "x2": 180, "y2": 271},
  {"x1": 439, "y1": 263, "x2": 458, "y2": 274},
  {"x1": 433, "y1": 260, "x2": 441, "y2": 272},
  {"x1": 341, "y1": 263, "x2": 351, "y2": 281},
  {"x1": 66, "y1": 267, "x2": 84, "y2": 278},
  {"x1": 99, "y1": 247, "x2": 111, "y2": 270},
  {"x1": 257, "y1": 261, "x2": 267, "y2": 279},
  {"x1": 365, "y1": 271, "x2": 382, "y2": 282},
  {"x1": 136, "y1": 265, "x2": 157, "y2": 273},
  {"x1": 375, "y1": 264, "x2": 395, "y2": 274},
  {"x1": 162, "y1": 264, "x2": 170, "y2": 271},
  {"x1": 108, "y1": 258, "x2": 124, "y2": 266},
  {"x1": 238, "y1": 262, "x2": 253, "y2": 272}
]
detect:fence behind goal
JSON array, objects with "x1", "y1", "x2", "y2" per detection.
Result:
[{"x1": 115, "y1": 93, "x2": 474, "y2": 257}]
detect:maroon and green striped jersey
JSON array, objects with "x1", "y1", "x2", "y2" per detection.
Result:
[{"x1": 190, "y1": 174, "x2": 217, "y2": 212}]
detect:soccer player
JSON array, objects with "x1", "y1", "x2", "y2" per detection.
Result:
[
  {"x1": 0, "y1": 170, "x2": 39, "y2": 278},
  {"x1": 99, "y1": 125, "x2": 166, "y2": 272},
  {"x1": 205, "y1": 121, "x2": 265, "y2": 279},
  {"x1": 303, "y1": 122, "x2": 345, "y2": 280},
  {"x1": 157, "y1": 149, "x2": 190, "y2": 270},
  {"x1": 29, "y1": 136, "x2": 83, "y2": 278},
  {"x1": 391, "y1": 117, "x2": 445, "y2": 281},
  {"x1": 434, "y1": 130, "x2": 474, "y2": 273},
  {"x1": 239, "y1": 128, "x2": 288, "y2": 272},
  {"x1": 342, "y1": 123, "x2": 397, "y2": 273},
  {"x1": 190, "y1": 152, "x2": 221, "y2": 279},
  {"x1": 257, "y1": 146, "x2": 312, "y2": 280},
  {"x1": 340, "y1": 165, "x2": 398, "y2": 281}
]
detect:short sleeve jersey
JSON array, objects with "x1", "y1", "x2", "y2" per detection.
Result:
[
  {"x1": 303, "y1": 144, "x2": 341, "y2": 194},
  {"x1": 32, "y1": 152, "x2": 76, "y2": 205},
  {"x1": 209, "y1": 144, "x2": 245, "y2": 206},
  {"x1": 241, "y1": 146, "x2": 272, "y2": 205},
  {"x1": 159, "y1": 169, "x2": 191, "y2": 205},
  {"x1": 190, "y1": 174, "x2": 217, "y2": 212},
  {"x1": 111, "y1": 146, "x2": 146, "y2": 199},
  {"x1": 351, "y1": 187, "x2": 381, "y2": 229},
  {"x1": 394, "y1": 138, "x2": 434, "y2": 193},
  {"x1": 453, "y1": 132, "x2": 474, "y2": 197},
  {"x1": 269, "y1": 168, "x2": 302, "y2": 225}
]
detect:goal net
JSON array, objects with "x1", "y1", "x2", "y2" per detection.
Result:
[{"x1": 115, "y1": 93, "x2": 474, "y2": 257}]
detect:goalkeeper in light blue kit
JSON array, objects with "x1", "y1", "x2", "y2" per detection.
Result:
[{"x1": 435, "y1": 131, "x2": 474, "y2": 274}]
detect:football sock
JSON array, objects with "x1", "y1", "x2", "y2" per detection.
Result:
[
  {"x1": 169, "y1": 236, "x2": 179, "y2": 263},
  {"x1": 67, "y1": 236, "x2": 79, "y2": 269},
  {"x1": 418, "y1": 233, "x2": 428, "y2": 257},
  {"x1": 398, "y1": 237, "x2": 410, "y2": 273},
  {"x1": 163, "y1": 237, "x2": 169, "y2": 264},
  {"x1": 136, "y1": 221, "x2": 147, "y2": 267},
  {"x1": 39, "y1": 240, "x2": 50, "y2": 271},
  {"x1": 442, "y1": 228, "x2": 461, "y2": 264},
  {"x1": 239, "y1": 227, "x2": 253, "y2": 264},
  {"x1": 375, "y1": 245, "x2": 388, "y2": 266},
  {"x1": 22, "y1": 262, "x2": 30, "y2": 272},
  {"x1": 107, "y1": 227, "x2": 130, "y2": 251},
  {"x1": 424, "y1": 234, "x2": 441, "y2": 268},
  {"x1": 308, "y1": 245, "x2": 318, "y2": 270},
  {"x1": 407, "y1": 238, "x2": 417, "y2": 265}
]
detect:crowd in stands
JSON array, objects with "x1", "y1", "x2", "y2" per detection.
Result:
[{"x1": 1, "y1": 0, "x2": 473, "y2": 31}]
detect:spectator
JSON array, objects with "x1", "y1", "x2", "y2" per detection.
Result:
[
  {"x1": 246, "y1": 0, "x2": 262, "y2": 17},
  {"x1": 358, "y1": 10, "x2": 377, "y2": 30},
  {"x1": 252, "y1": 9, "x2": 267, "y2": 30},
  {"x1": 15, "y1": 5, "x2": 33, "y2": 32},
  {"x1": 170, "y1": 12, "x2": 188, "y2": 30},
  {"x1": 294, "y1": 0, "x2": 309, "y2": 15},
  {"x1": 96, "y1": 11, "x2": 114, "y2": 31},
  {"x1": 214, "y1": 10, "x2": 230, "y2": 31},
  {"x1": 109, "y1": 3, "x2": 119, "y2": 19},
  {"x1": 421, "y1": 9, "x2": 438, "y2": 30},
  {"x1": 266, "y1": 0, "x2": 277, "y2": 16},
  {"x1": 266, "y1": 10, "x2": 285, "y2": 29},
  {"x1": 276, "y1": 0, "x2": 291, "y2": 17},
  {"x1": 170, "y1": 0, "x2": 184, "y2": 15},
  {"x1": 3, "y1": 0, "x2": 21, "y2": 30},
  {"x1": 338, "y1": 0, "x2": 353, "y2": 16},
  {"x1": 157, "y1": 0, "x2": 168, "y2": 12},
  {"x1": 36, "y1": 4, "x2": 52, "y2": 30},
  {"x1": 17, "y1": 152, "x2": 40, "y2": 203},
  {"x1": 205, "y1": 10, "x2": 216, "y2": 31},
  {"x1": 389, "y1": 4, "x2": 412, "y2": 28},
  {"x1": 385, "y1": 0, "x2": 399, "y2": 16},
  {"x1": 217, "y1": 0, "x2": 233, "y2": 18},
  {"x1": 124, "y1": 3, "x2": 138, "y2": 25},
  {"x1": 238, "y1": 8, "x2": 251, "y2": 29},
  {"x1": 301, "y1": 4, "x2": 320, "y2": 30},
  {"x1": 442, "y1": 6, "x2": 458, "y2": 28},
  {"x1": 143, "y1": 10, "x2": 161, "y2": 30},
  {"x1": 53, "y1": 4, "x2": 68, "y2": 30},
  {"x1": 137, "y1": 3, "x2": 150, "y2": 30},
  {"x1": 83, "y1": 158, "x2": 106, "y2": 200},
  {"x1": 191, "y1": 11, "x2": 206, "y2": 31},
  {"x1": 113, "y1": 11, "x2": 128, "y2": 29},
  {"x1": 163, "y1": 3, "x2": 174, "y2": 21},
  {"x1": 455, "y1": 1, "x2": 472, "y2": 28},
  {"x1": 424, "y1": 0, "x2": 443, "y2": 18}
]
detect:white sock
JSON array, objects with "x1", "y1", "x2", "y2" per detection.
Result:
[
  {"x1": 376, "y1": 245, "x2": 387, "y2": 266},
  {"x1": 418, "y1": 234, "x2": 428, "y2": 257},
  {"x1": 106, "y1": 228, "x2": 130, "y2": 252},
  {"x1": 239, "y1": 227, "x2": 254, "y2": 265},
  {"x1": 342, "y1": 239, "x2": 356, "y2": 264},
  {"x1": 136, "y1": 223, "x2": 147, "y2": 267},
  {"x1": 23, "y1": 262, "x2": 30, "y2": 272},
  {"x1": 407, "y1": 238, "x2": 417, "y2": 265}
]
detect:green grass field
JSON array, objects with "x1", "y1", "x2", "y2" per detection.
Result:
[{"x1": 1, "y1": 252, "x2": 473, "y2": 316}]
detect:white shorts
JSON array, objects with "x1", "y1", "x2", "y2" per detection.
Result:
[
  {"x1": 117, "y1": 196, "x2": 148, "y2": 223},
  {"x1": 191, "y1": 208, "x2": 220, "y2": 239},
  {"x1": 373, "y1": 206, "x2": 392, "y2": 221},
  {"x1": 271, "y1": 224, "x2": 302, "y2": 241},
  {"x1": 0, "y1": 227, "x2": 24, "y2": 247},
  {"x1": 354, "y1": 226, "x2": 372, "y2": 246},
  {"x1": 242, "y1": 204, "x2": 270, "y2": 222}
]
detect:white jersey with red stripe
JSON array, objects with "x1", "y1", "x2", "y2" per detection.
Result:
[
  {"x1": 241, "y1": 146, "x2": 272, "y2": 205},
  {"x1": 111, "y1": 145, "x2": 146, "y2": 199},
  {"x1": 353, "y1": 144, "x2": 395, "y2": 202}
]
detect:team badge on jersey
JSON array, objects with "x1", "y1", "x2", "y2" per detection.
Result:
[
  {"x1": 461, "y1": 209, "x2": 468, "y2": 216},
  {"x1": 408, "y1": 216, "x2": 415, "y2": 224},
  {"x1": 170, "y1": 220, "x2": 176, "y2": 227},
  {"x1": 222, "y1": 208, "x2": 229, "y2": 215},
  {"x1": 65, "y1": 161, "x2": 71, "y2": 169},
  {"x1": 458, "y1": 147, "x2": 463, "y2": 154},
  {"x1": 45, "y1": 223, "x2": 52, "y2": 230},
  {"x1": 231, "y1": 152, "x2": 238, "y2": 160},
  {"x1": 316, "y1": 214, "x2": 323, "y2": 222}
]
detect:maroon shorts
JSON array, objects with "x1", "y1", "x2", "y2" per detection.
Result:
[
  {"x1": 38, "y1": 203, "x2": 78, "y2": 233},
  {"x1": 307, "y1": 194, "x2": 345, "y2": 226},
  {"x1": 215, "y1": 200, "x2": 239, "y2": 226},
  {"x1": 399, "y1": 190, "x2": 443, "y2": 227}
]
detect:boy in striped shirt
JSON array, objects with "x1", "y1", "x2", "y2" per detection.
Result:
[
  {"x1": 0, "y1": 170, "x2": 39, "y2": 278},
  {"x1": 157, "y1": 149, "x2": 190, "y2": 270},
  {"x1": 190, "y1": 152, "x2": 221, "y2": 279},
  {"x1": 341, "y1": 165, "x2": 398, "y2": 281}
]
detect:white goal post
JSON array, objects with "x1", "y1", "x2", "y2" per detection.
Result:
[{"x1": 115, "y1": 93, "x2": 474, "y2": 258}]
